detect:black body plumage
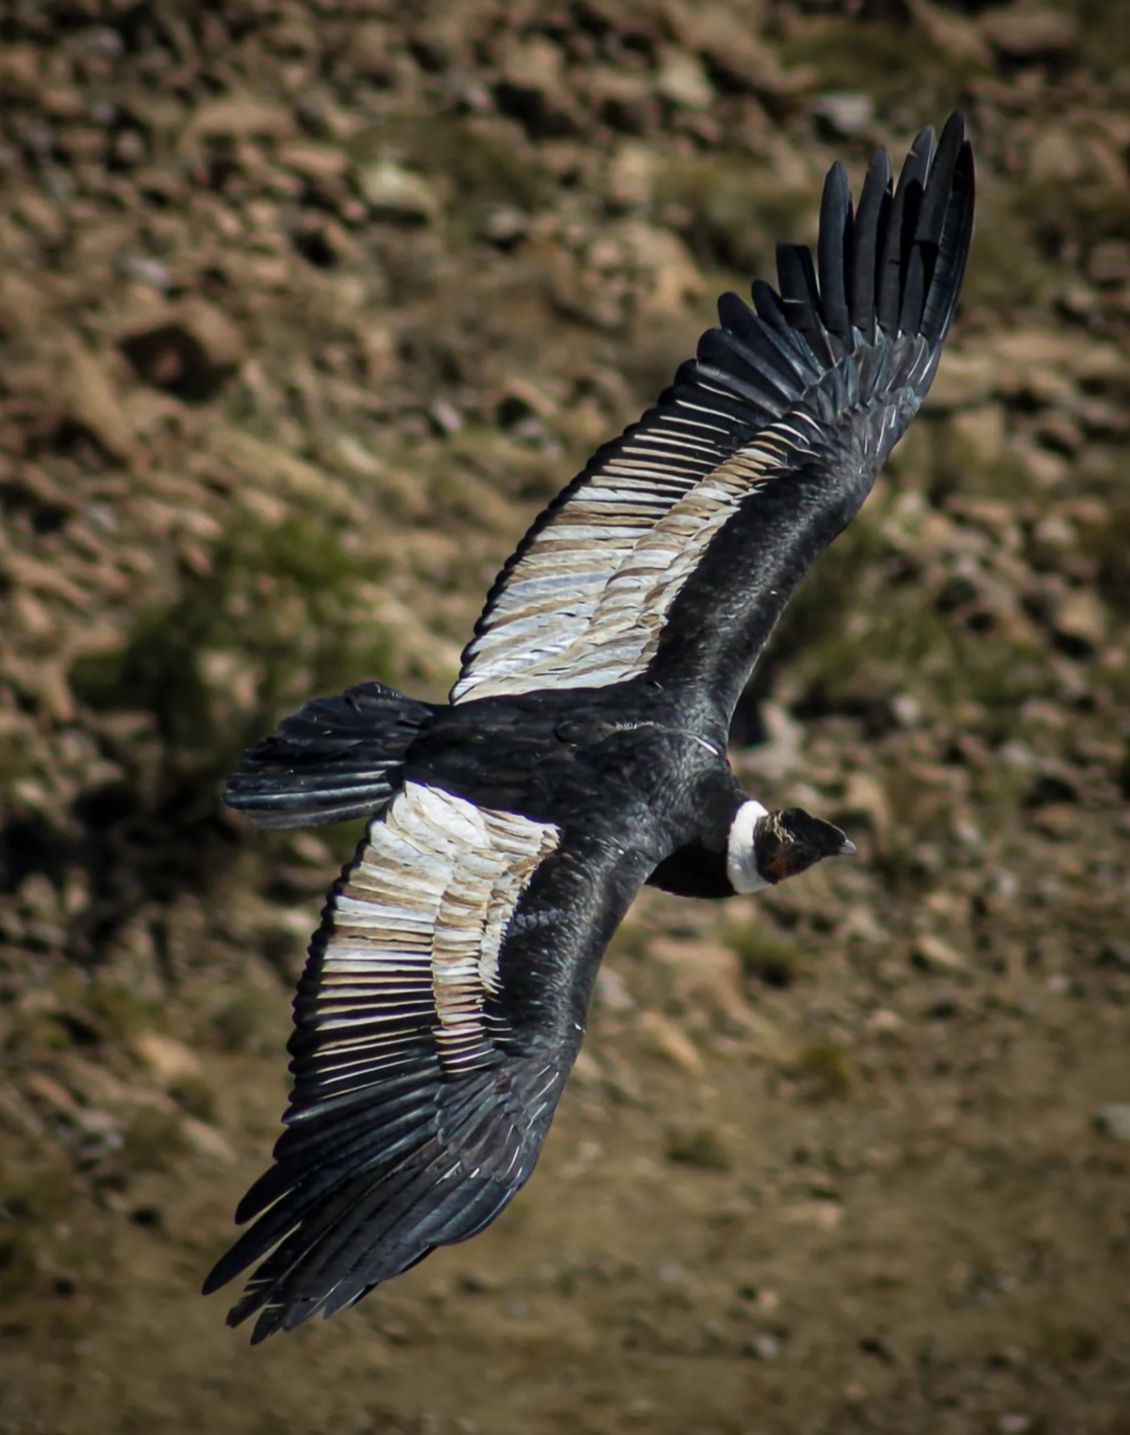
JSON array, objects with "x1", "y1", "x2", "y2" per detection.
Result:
[{"x1": 205, "y1": 116, "x2": 975, "y2": 1341}]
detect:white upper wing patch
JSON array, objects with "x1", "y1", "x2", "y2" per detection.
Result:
[
  {"x1": 452, "y1": 413, "x2": 818, "y2": 703},
  {"x1": 315, "y1": 783, "x2": 560, "y2": 1078}
]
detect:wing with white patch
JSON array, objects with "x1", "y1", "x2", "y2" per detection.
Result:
[
  {"x1": 204, "y1": 782, "x2": 651, "y2": 1342},
  {"x1": 452, "y1": 115, "x2": 974, "y2": 718}
]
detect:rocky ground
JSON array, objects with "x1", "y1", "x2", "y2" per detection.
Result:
[{"x1": 2, "y1": 1, "x2": 1129, "y2": 1432}]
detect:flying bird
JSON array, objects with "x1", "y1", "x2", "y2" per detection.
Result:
[{"x1": 205, "y1": 114, "x2": 975, "y2": 1341}]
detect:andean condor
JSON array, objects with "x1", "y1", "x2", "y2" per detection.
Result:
[{"x1": 204, "y1": 114, "x2": 975, "y2": 1341}]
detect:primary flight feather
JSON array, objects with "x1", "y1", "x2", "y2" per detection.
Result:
[{"x1": 205, "y1": 114, "x2": 975, "y2": 1341}]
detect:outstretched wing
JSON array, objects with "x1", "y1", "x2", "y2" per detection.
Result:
[
  {"x1": 204, "y1": 781, "x2": 651, "y2": 1342},
  {"x1": 451, "y1": 114, "x2": 974, "y2": 724}
]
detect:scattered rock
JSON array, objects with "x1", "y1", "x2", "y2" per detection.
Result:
[
  {"x1": 178, "y1": 1115, "x2": 236, "y2": 1164},
  {"x1": 813, "y1": 93, "x2": 873, "y2": 139},
  {"x1": 358, "y1": 161, "x2": 439, "y2": 223},
  {"x1": 117, "y1": 254, "x2": 174, "y2": 291},
  {"x1": 73, "y1": 1107, "x2": 126, "y2": 1166},
  {"x1": 569, "y1": 1047, "x2": 604, "y2": 1089},
  {"x1": 132, "y1": 1033, "x2": 203, "y2": 1084},
  {"x1": 1029, "y1": 801, "x2": 1082, "y2": 840},
  {"x1": 1028, "y1": 127, "x2": 1089, "y2": 185},
  {"x1": 615, "y1": 220, "x2": 702, "y2": 315},
  {"x1": 745, "y1": 1331, "x2": 782, "y2": 1360},
  {"x1": 665, "y1": 7, "x2": 800, "y2": 102},
  {"x1": 495, "y1": 38, "x2": 576, "y2": 137},
  {"x1": 60, "y1": 344, "x2": 136, "y2": 460},
  {"x1": 637, "y1": 1010, "x2": 705, "y2": 1076},
  {"x1": 649, "y1": 939, "x2": 758, "y2": 1033},
  {"x1": 293, "y1": 212, "x2": 354, "y2": 267},
  {"x1": 278, "y1": 141, "x2": 351, "y2": 186},
  {"x1": 834, "y1": 771, "x2": 891, "y2": 843},
  {"x1": 119, "y1": 300, "x2": 245, "y2": 400},
  {"x1": 736, "y1": 700, "x2": 804, "y2": 781},
  {"x1": 594, "y1": 966, "x2": 635, "y2": 1012},
  {"x1": 186, "y1": 95, "x2": 294, "y2": 142},
  {"x1": 949, "y1": 405, "x2": 1008, "y2": 467},
  {"x1": 781, "y1": 1198, "x2": 844, "y2": 1231},
  {"x1": 24, "y1": 1071, "x2": 82, "y2": 1118},
  {"x1": 1092, "y1": 1104, "x2": 1130, "y2": 1143},
  {"x1": 909, "y1": 0, "x2": 993, "y2": 66},
  {"x1": 606, "y1": 141, "x2": 657, "y2": 209},
  {"x1": 498, "y1": 36, "x2": 564, "y2": 96},
  {"x1": 928, "y1": 350, "x2": 998, "y2": 408},
  {"x1": 866, "y1": 1009, "x2": 904, "y2": 1037},
  {"x1": 912, "y1": 934, "x2": 971, "y2": 974},
  {"x1": 982, "y1": 6, "x2": 1079, "y2": 59},
  {"x1": 479, "y1": 204, "x2": 529, "y2": 248},
  {"x1": 1053, "y1": 589, "x2": 1107, "y2": 655},
  {"x1": 428, "y1": 397, "x2": 463, "y2": 436},
  {"x1": 656, "y1": 49, "x2": 714, "y2": 111},
  {"x1": 583, "y1": 65, "x2": 655, "y2": 134}
]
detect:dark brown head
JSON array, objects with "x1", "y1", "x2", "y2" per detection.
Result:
[{"x1": 727, "y1": 801, "x2": 855, "y2": 893}]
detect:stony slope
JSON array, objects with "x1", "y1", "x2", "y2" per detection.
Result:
[{"x1": 2, "y1": 3, "x2": 1129, "y2": 1432}]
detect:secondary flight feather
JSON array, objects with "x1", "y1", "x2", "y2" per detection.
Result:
[{"x1": 207, "y1": 114, "x2": 975, "y2": 1341}]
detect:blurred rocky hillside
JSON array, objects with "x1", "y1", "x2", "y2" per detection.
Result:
[{"x1": 1, "y1": 3, "x2": 1129, "y2": 1433}]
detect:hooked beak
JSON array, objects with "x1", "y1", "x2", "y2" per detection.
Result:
[{"x1": 837, "y1": 838, "x2": 857, "y2": 857}]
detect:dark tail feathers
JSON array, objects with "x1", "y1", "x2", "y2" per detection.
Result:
[
  {"x1": 225, "y1": 681, "x2": 437, "y2": 829},
  {"x1": 702, "y1": 112, "x2": 974, "y2": 416}
]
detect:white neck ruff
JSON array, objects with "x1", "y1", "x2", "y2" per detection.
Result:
[{"x1": 726, "y1": 799, "x2": 770, "y2": 894}]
